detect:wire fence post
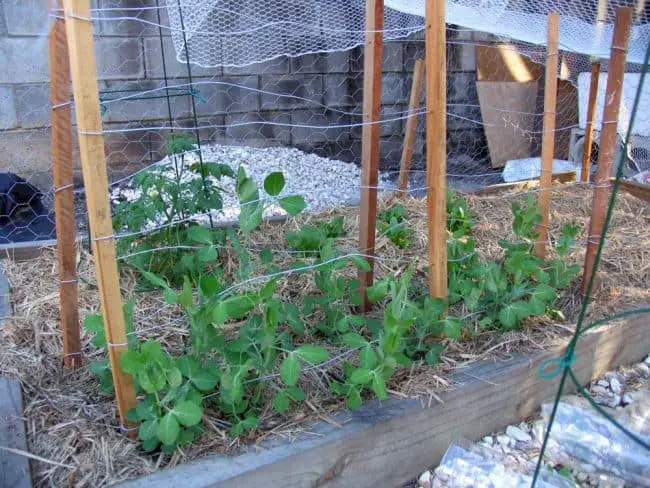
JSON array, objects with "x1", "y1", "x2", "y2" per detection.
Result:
[
  {"x1": 62, "y1": 0, "x2": 137, "y2": 431},
  {"x1": 426, "y1": 0, "x2": 447, "y2": 300},
  {"x1": 49, "y1": 0, "x2": 81, "y2": 368},
  {"x1": 535, "y1": 12, "x2": 560, "y2": 259},
  {"x1": 358, "y1": 0, "x2": 384, "y2": 311},
  {"x1": 581, "y1": 62, "x2": 601, "y2": 183},
  {"x1": 582, "y1": 6, "x2": 633, "y2": 296},
  {"x1": 399, "y1": 58, "x2": 425, "y2": 195}
]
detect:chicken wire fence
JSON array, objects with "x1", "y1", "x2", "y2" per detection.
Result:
[
  {"x1": 0, "y1": 1, "x2": 648, "y2": 486},
  {"x1": 1, "y1": 0, "x2": 648, "y2": 248}
]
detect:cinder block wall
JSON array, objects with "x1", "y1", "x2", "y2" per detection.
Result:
[{"x1": 0, "y1": 0, "x2": 485, "y2": 192}]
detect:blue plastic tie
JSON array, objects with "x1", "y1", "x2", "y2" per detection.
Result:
[{"x1": 538, "y1": 352, "x2": 576, "y2": 379}]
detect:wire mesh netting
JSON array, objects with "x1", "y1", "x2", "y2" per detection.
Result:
[{"x1": 0, "y1": 0, "x2": 648, "y2": 487}]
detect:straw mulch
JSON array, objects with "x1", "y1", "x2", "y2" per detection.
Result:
[{"x1": 0, "y1": 184, "x2": 648, "y2": 487}]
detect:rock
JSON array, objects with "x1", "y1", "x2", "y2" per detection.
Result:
[
  {"x1": 506, "y1": 425, "x2": 532, "y2": 443},
  {"x1": 590, "y1": 385, "x2": 610, "y2": 396},
  {"x1": 644, "y1": 354, "x2": 650, "y2": 365},
  {"x1": 576, "y1": 472, "x2": 588, "y2": 482},
  {"x1": 418, "y1": 470, "x2": 432, "y2": 488},
  {"x1": 636, "y1": 363, "x2": 650, "y2": 377},
  {"x1": 609, "y1": 395, "x2": 621, "y2": 408},
  {"x1": 609, "y1": 377, "x2": 622, "y2": 394},
  {"x1": 597, "y1": 379, "x2": 610, "y2": 388},
  {"x1": 496, "y1": 434, "x2": 511, "y2": 447},
  {"x1": 622, "y1": 393, "x2": 633, "y2": 405},
  {"x1": 581, "y1": 463, "x2": 597, "y2": 473},
  {"x1": 482, "y1": 436, "x2": 493, "y2": 447},
  {"x1": 518, "y1": 422, "x2": 530, "y2": 433}
]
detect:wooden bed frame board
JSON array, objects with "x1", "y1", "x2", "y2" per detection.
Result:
[{"x1": 121, "y1": 311, "x2": 649, "y2": 488}]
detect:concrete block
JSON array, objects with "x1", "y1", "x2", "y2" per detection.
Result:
[
  {"x1": 260, "y1": 75, "x2": 323, "y2": 110},
  {"x1": 225, "y1": 111, "x2": 291, "y2": 146},
  {"x1": 97, "y1": 0, "x2": 163, "y2": 37},
  {"x1": 351, "y1": 41, "x2": 404, "y2": 72},
  {"x1": 103, "y1": 124, "x2": 165, "y2": 169},
  {"x1": 0, "y1": 377, "x2": 32, "y2": 488},
  {"x1": 346, "y1": 138, "x2": 405, "y2": 170},
  {"x1": 14, "y1": 84, "x2": 50, "y2": 129},
  {"x1": 449, "y1": 42, "x2": 476, "y2": 72},
  {"x1": 98, "y1": 79, "x2": 192, "y2": 123},
  {"x1": 224, "y1": 57, "x2": 290, "y2": 76},
  {"x1": 0, "y1": 37, "x2": 49, "y2": 83},
  {"x1": 0, "y1": 128, "x2": 61, "y2": 191},
  {"x1": 323, "y1": 74, "x2": 363, "y2": 108},
  {"x1": 290, "y1": 51, "x2": 350, "y2": 74},
  {"x1": 290, "y1": 109, "x2": 350, "y2": 145},
  {"x1": 96, "y1": 38, "x2": 144, "y2": 80},
  {"x1": 352, "y1": 105, "x2": 403, "y2": 139},
  {"x1": 194, "y1": 76, "x2": 259, "y2": 116},
  {"x1": 144, "y1": 37, "x2": 219, "y2": 79},
  {"x1": 447, "y1": 104, "x2": 482, "y2": 132},
  {"x1": 3, "y1": 0, "x2": 49, "y2": 35},
  {"x1": 0, "y1": 86, "x2": 18, "y2": 130},
  {"x1": 448, "y1": 72, "x2": 478, "y2": 104},
  {"x1": 381, "y1": 73, "x2": 408, "y2": 105}
]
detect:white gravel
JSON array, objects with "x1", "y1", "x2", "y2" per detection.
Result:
[{"x1": 110, "y1": 144, "x2": 393, "y2": 230}]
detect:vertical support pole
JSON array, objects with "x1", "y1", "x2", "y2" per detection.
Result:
[
  {"x1": 582, "y1": 7, "x2": 632, "y2": 295},
  {"x1": 580, "y1": 62, "x2": 601, "y2": 183},
  {"x1": 50, "y1": 0, "x2": 81, "y2": 368},
  {"x1": 62, "y1": 0, "x2": 136, "y2": 429},
  {"x1": 425, "y1": 0, "x2": 447, "y2": 299},
  {"x1": 358, "y1": 0, "x2": 384, "y2": 311},
  {"x1": 399, "y1": 58, "x2": 425, "y2": 195},
  {"x1": 535, "y1": 12, "x2": 560, "y2": 259}
]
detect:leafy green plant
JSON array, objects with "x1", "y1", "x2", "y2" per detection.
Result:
[{"x1": 377, "y1": 203, "x2": 413, "y2": 249}]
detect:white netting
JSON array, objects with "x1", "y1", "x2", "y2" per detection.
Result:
[{"x1": 166, "y1": 0, "x2": 650, "y2": 71}]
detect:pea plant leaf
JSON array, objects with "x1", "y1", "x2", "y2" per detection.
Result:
[
  {"x1": 173, "y1": 400, "x2": 203, "y2": 426},
  {"x1": 280, "y1": 353, "x2": 301, "y2": 386},
  {"x1": 272, "y1": 391, "x2": 290, "y2": 414},
  {"x1": 157, "y1": 411, "x2": 180, "y2": 446},
  {"x1": 264, "y1": 172, "x2": 286, "y2": 196},
  {"x1": 295, "y1": 345, "x2": 329, "y2": 364},
  {"x1": 279, "y1": 195, "x2": 307, "y2": 216}
]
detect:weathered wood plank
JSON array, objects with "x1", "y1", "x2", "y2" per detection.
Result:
[
  {"x1": 121, "y1": 311, "x2": 650, "y2": 488},
  {"x1": 468, "y1": 171, "x2": 576, "y2": 196},
  {"x1": 583, "y1": 7, "x2": 633, "y2": 294},
  {"x1": 63, "y1": 0, "x2": 136, "y2": 428},
  {"x1": 0, "y1": 377, "x2": 32, "y2": 488},
  {"x1": 50, "y1": 0, "x2": 81, "y2": 368},
  {"x1": 357, "y1": 0, "x2": 384, "y2": 310},
  {"x1": 425, "y1": 0, "x2": 447, "y2": 300},
  {"x1": 398, "y1": 58, "x2": 425, "y2": 194},
  {"x1": 535, "y1": 12, "x2": 560, "y2": 258},
  {"x1": 617, "y1": 179, "x2": 650, "y2": 202}
]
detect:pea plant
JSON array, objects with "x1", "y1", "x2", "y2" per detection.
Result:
[
  {"x1": 376, "y1": 203, "x2": 413, "y2": 248},
  {"x1": 86, "y1": 179, "x2": 581, "y2": 453}
]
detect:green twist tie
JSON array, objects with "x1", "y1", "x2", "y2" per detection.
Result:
[
  {"x1": 188, "y1": 89, "x2": 206, "y2": 103},
  {"x1": 538, "y1": 352, "x2": 576, "y2": 379}
]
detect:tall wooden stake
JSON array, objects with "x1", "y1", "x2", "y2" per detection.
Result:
[
  {"x1": 425, "y1": 0, "x2": 447, "y2": 299},
  {"x1": 50, "y1": 0, "x2": 81, "y2": 368},
  {"x1": 358, "y1": 0, "x2": 384, "y2": 311},
  {"x1": 535, "y1": 12, "x2": 560, "y2": 258},
  {"x1": 582, "y1": 7, "x2": 633, "y2": 295},
  {"x1": 399, "y1": 58, "x2": 425, "y2": 194},
  {"x1": 62, "y1": 0, "x2": 136, "y2": 429},
  {"x1": 580, "y1": 62, "x2": 601, "y2": 183}
]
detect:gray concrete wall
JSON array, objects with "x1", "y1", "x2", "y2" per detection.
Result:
[{"x1": 0, "y1": 0, "x2": 485, "y2": 192}]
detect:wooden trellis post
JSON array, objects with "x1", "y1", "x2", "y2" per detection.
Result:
[
  {"x1": 399, "y1": 58, "x2": 425, "y2": 195},
  {"x1": 358, "y1": 0, "x2": 384, "y2": 311},
  {"x1": 62, "y1": 0, "x2": 136, "y2": 429},
  {"x1": 582, "y1": 7, "x2": 633, "y2": 295},
  {"x1": 580, "y1": 62, "x2": 601, "y2": 183},
  {"x1": 535, "y1": 12, "x2": 560, "y2": 258},
  {"x1": 425, "y1": 0, "x2": 447, "y2": 299},
  {"x1": 49, "y1": 0, "x2": 81, "y2": 368}
]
